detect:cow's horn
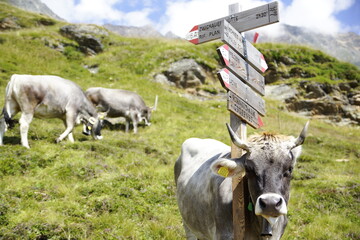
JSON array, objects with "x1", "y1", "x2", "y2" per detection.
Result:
[
  {"x1": 152, "y1": 95, "x2": 158, "y2": 111},
  {"x1": 226, "y1": 123, "x2": 251, "y2": 152},
  {"x1": 292, "y1": 121, "x2": 310, "y2": 149},
  {"x1": 88, "y1": 117, "x2": 96, "y2": 125}
]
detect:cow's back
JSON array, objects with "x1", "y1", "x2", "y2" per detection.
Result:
[
  {"x1": 175, "y1": 138, "x2": 233, "y2": 239},
  {"x1": 9, "y1": 75, "x2": 87, "y2": 116},
  {"x1": 86, "y1": 87, "x2": 146, "y2": 117}
]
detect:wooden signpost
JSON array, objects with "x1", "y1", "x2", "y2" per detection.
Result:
[
  {"x1": 218, "y1": 68, "x2": 265, "y2": 117},
  {"x1": 186, "y1": 1, "x2": 279, "y2": 44},
  {"x1": 186, "y1": 2, "x2": 279, "y2": 239},
  {"x1": 220, "y1": 20, "x2": 268, "y2": 73},
  {"x1": 217, "y1": 44, "x2": 265, "y2": 96}
]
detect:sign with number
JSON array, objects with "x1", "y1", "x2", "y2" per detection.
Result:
[
  {"x1": 186, "y1": 1, "x2": 279, "y2": 44},
  {"x1": 217, "y1": 44, "x2": 265, "y2": 96},
  {"x1": 221, "y1": 20, "x2": 268, "y2": 73},
  {"x1": 218, "y1": 68, "x2": 265, "y2": 116},
  {"x1": 228, "y1": 91, "x2": 264, "y2": 129}
]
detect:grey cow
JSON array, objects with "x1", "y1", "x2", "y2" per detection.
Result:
[
  {"x1": 0, "y1": 74, "x2": 102, "y2": 148},
  {"x1": 85, "y1": 87, "x2": 157, "y2": 133},
  {"x1": 175, "y1": 122, "x2": 309, "y2": 240}
]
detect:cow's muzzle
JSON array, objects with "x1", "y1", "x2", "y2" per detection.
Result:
[{"x1": 255, "y1": 193, "x2": 287, "y2": 227}]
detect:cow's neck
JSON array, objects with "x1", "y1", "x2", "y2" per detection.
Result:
[{"x1": 245, "y1": 204, "x2": 287, "y2": 240}]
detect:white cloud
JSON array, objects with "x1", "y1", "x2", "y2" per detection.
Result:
[
  {"x1": 161, "y1": 0, "x2": 356, "y2": 37},
  {"x1": 282, "y1": 0, "x2": 355, "y2": 35},
  {"x1": 123, "y1": 8, "x2": 155, "y2": 27},
  {"x1": 159, "y1": 0, "x2": 270, "y2": 37},
  {"x1": 41, "y1": 0, "x2": 357, "y2": 36},
  {"x1": 41, "y1": 0, "x2": 155, "y2": 26}
]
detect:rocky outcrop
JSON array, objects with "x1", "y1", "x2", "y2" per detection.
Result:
[
  {"x1": 154, "y1": 59, "x2": 206, "y2": 88},
  {"x1": 60, "y1": 24, "x2": 108, "y2": 55},
  {"x1": 267, "y1": 81, "x2": 360, "y2": 125},
  {"x1": 0, "y1": 17, "x2": 21, "y2": 30}
]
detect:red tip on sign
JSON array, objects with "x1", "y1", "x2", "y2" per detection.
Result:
[
  {"x1": 260, "y1": 54, "x2": 268, "y2": 72},
  {"x1": 186, "y1": 25, "x2": 199, "y2": 44},
  {"x1": 258, "y1": 116, "x2": 264, "y2": 128},
  {"x1": 253, "y1": 32, "x2": 259, "y2": 43},
  {"x1": 218, "y1": 45, "x2": 230, "y2": 66}
]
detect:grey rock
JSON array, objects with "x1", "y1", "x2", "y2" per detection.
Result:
[
  {"x1": 0, "y1": 17, "x2": 20, "y2": 30},
  {"x1": 153, "y1": 73, "x2": 175, "y2": 86},
  {"x1": 304, "y1": 83, "x2": 326, "y2": 99},
  {"x1": 60, "y1": 24, "x2": 108, "y2": 55},
  {"x1": 163, "y1": 59, "x2": 206, "y2": 89},
  {"x1": 265, "y1": 84, "x2": 298, "y2": 101}
]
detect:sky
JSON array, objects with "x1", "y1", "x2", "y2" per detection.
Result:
[{"x1": 41, "y1": 0, "x2": 360, "y2": 38}]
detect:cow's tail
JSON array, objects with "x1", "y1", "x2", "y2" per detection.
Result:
[
  {"x1": 2, "y1": 108, "x2": 15, "y2": 129},
  {"x1": 2, "y1": 75, "x2": 17, "y2": 129}
]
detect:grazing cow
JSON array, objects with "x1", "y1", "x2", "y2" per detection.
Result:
[
  {"x1": 85, "y1": 87, "x2": 157, "y2": 133},
  {"x1": 0, "y1": 74, "x2": 102, "y2": 148},
  {"x1": 175, "y1": 122, "x2": 309, "y2": 240}
]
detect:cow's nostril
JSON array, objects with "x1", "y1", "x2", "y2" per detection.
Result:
[
  {"x1": 259, "y1": 198, "x2": 267, "y2": 209},
  {"x1": 276, "y1": 198, "x2": 282, "y2": 208}
]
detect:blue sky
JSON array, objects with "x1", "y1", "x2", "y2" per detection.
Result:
[{"x1": 42, "y1": 0, "x2": 360, "y2": 37}]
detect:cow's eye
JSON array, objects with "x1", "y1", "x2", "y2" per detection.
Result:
[{"x1": 283, "y1": 167, "x2": 293, "y2": 178}]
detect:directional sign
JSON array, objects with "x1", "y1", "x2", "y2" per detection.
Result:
[
  {"x1": 186, "y1": 1, "x2": 279, "y2": 44},
  {"x1": 218, "y1": 68, "x2": 265, "y2": 116},
  {"x1": 221, "y1": 20, "x2": 268, "y2": 73},
  {"x1": 217, "y1": 44, "x2": 265, "y2": 95},
  {"x1": 228, "y1": 91, "x2": 263, "y2": 129}
]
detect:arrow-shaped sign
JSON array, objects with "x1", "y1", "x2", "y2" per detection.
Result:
[
  {"x1": 228, "y1": 91, "x2": 264, "y2": 129},
  {"x1": 221, "y1": 20, "x2": 268, "y2": 73},
  {"x1": 186, "y1": 1, "x2": 279, "y2": 44},
  {"x1": 217, "y1": 44, "x2": 265, "y2": 96},
  {"x1": 218, "y1": 68, "x2": 265, "y2": 116}
]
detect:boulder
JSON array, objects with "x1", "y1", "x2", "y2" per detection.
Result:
[
  {"x1": 162, "y1": 59, "x2": 206, "y2": 88},
  {"x1": 0, "y1": 17, "x2": 20, "y2": 30},
  {"x1": 60, "y1": 24, "x2": 108, "y2": 55},
  {"x1": 265, "y1": 84, "x2": 298, "y2": 101},
  {"x1": 303, "y1": 83, "x2": 326, "y2": 99},
  {"x1": 287, "y1": 97, "x2": 342, "y2": 116}
]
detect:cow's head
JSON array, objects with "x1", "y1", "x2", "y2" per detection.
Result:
[
  {"x1": 211, "y1": 122, "x2": 309, "y2": 236},
  {"x1": 82, "y1": 116, "x2": 103, "y2": 140},
  {"x1": 141, "y1": 107, "x2": 152, "y2": 126},
  {"x1": 141, "y1": 95, "x2": 158, "y2": 126}
]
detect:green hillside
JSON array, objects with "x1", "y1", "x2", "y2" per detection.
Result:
[{"x1": 0, "y1": 2, "x2": 359, "y2": 239}]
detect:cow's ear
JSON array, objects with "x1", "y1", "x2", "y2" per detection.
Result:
[
  {"x1": 210, "y1": 158, "x2": 245, "y2": 178},
  {"x1": 290, "y1": 145, "x2": 302, "y2": 161}
]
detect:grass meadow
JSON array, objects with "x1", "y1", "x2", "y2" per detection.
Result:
[{"x1": 0, "y1": 3, "x2": 359, "y2": 239}]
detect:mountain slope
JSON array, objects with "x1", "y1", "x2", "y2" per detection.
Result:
[
  {"x1": 4, "y1": 0, "x2": 64, "y2": 21},
  {"x1": 249, "y1": 24, "x2": 360, "y2": 68}
]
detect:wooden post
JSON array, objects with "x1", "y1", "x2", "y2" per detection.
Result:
[
  {"x1": 231, "y1": 113, "x2": 249, "y2": 239},
  {"x1": 228, "y1": 4, "x2": 249, "y2": 240}
]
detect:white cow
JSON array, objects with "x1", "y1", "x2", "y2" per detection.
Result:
[
  {"x1": 175, "y1": 122, "x2": 309, "y2": 240},
  {"x1": 85, "y1": 87, "x2": 157, "y2": 133},
  {"x1": 0, "y1": 74, "x2": 102, "y2": 148}
]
